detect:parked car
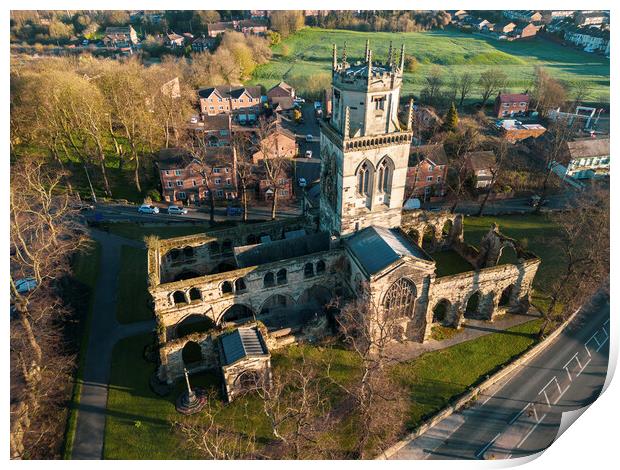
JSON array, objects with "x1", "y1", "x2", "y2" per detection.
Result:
[
  {"x1": 14, "y1": 277, "x2": 37, "y2": 295},
  {"x1": 314, "y1": 101, "x2": 322, "y2": 110},
  {"x1": 227, "y1": 206, "x2": 243, "y2": 216},
  {"x1": 298, "y1": 177, "x2": 307, "y2": 188},
  {"x1": 294, "y1": 97, "x2": 305, "y2": 104},
  {"x1": 305, "y1": 150, "x2": 313, "y2": 158},
  {"x1": 138, "y1": 204, "x2": 159, "y2": 214},
  {"x1": 305, "y1": 134, "x2": 314, "y2": 142},
  {"x1": 190, "y1": 116, "x2": 199, "y2": 124},
  {"x1": 529, "y1": 195, "x2": 548, "y2": 207},
  {"x1": 167, "y1": 205, "x2": 188, "y2": 215}
]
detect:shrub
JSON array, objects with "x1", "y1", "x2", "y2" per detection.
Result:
[{"x1": 146, "y1": 189, "x2": 161, "y2": 202}]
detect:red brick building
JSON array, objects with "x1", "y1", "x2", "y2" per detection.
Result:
[
  {"x1": 158, "y1": 148, "x2": 237, "y2": 204},
  {"x1": 494, "y1": 93, "x2": 530, "y2": 118},
  {"x1": 267, "y1": 81, "x2": 296, "y2": 111},
  {"x1": 198, "y1": 86, "x2": 262, "y2": 119},
  {"x1": 406, "y1": 144, "x2": 449, "y2": 200}
]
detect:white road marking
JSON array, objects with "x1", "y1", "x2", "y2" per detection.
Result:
[
  {"x1": 509, "y1": 403, "x2": 530, "y2": 425},
  {"x1": 516, "y1": 413, "x2": 547, "y2": 448},
  {"x1": 476, "y1": 433, "x2": 501, "y2": 459}
]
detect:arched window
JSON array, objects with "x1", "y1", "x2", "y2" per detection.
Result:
[
  {"x1": 183, "y1": 246, "x2": 194, "y2": 258},
  {"x1": 221, "y1": 281, "x2": 233, "y2": 295},
  {"x1": 172, "y1": 291, "x2": 186, "y2": 305},
  {"x1": 188, "y1": 288, "x2": 202, "y2": 302},
  {"x1": 235, "y1": 278, "x2": 247, "y2": 292},
  {"x1": 168, "y1": 249, "x2": 180, "y2": 261},
  {"x1": 276, "y1": 268, "x2": 287, "y2": 285},
  {"x1": 304, "y1": 262, "x2": 314, "y2": 278},
  {"x1": 208, "y1": 241, "x2": 219, "y2": 254},
  {"x1": 357, "y1": 162, "x2": 371, "y2": 196},
  {"x1": 316, "y1": 260, "x2": 326, "y2": 274},
  {"x1": 264, "y1": 272, "x2": 275, "y2": 288},
  {"x1": 383, "y1": 278, "x2": 417, "y2": 319},
  {"x1": 377, "y1": 158, "x2": 393, "y2": 194}
]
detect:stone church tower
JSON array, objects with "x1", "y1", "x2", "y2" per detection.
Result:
[{"x1": 319, "y1": 40, "x2": 414, "y2": 237}]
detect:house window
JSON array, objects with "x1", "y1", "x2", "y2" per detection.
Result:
[
  {"x1": 165, "y1": 170, "x2": 170, "y2": 175},
  {"x1": 213, "y1": 168, "x2": 221, "y2": 174},
  {"x1": 437, "y1": 176, "x2": 442, "y2": 182},
  {"x1": 428, "y1": 164, "x2": 435, "y2": 172},
  {"x1": 426, "y1": 176, "x2": 433, "y2": 182},
  {"x1": 226, "y1": 178, "x2": 231, "y2": 185},
  {"x1": 176, "y1": 180, "x2": 183, "y2": 186},
  {"x1": 175, "y1": 170, "x2": 181, "y2": 176},
  {"x1": 214, "y1": 178, "x2": 221, "y2": 184},
  {"x1": 279, "y1": 189, "x2": 288, "y2": 196},
  {"x1": 178, "y1": 192, "x2": 186, "y2": 199},
  {"x1": 192, "y1": 180, "x2": 197, "y2": 186},
  {"x1": 216, "y1": 189, "x2": 224, "y2": 198},
  {"x1": 278, "y1": 178, "x2": 287, "y2": 185},
  {"x1": 209, "y1": 106, "x2": 214, "y2": 110},
  {"x1": 377, "y1": 160, "x2": 391, "y2": 194},
  {"x1": 167, "y1": 182, "x2": 172, "y2": 188},
  {"x1": 224, "y1": 168, "x2": 230, "y2": 173}
]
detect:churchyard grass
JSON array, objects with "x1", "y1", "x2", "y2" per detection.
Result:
[{"x1": 116, "y1": 246, "x2": 153, "y2": 324}]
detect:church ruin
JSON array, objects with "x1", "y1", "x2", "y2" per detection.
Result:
[{"x1": 147, "y1": 42, "x2": 540, "y2": 387}]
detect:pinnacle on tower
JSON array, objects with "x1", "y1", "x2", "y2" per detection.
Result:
[
  {"x1": 365, "y1": 38, "x2": 370, "y2": 62},
  {"x1": 344, "y1": 106, "x2": 350, "y2": 139},
  {"x1": 387, "y1": 41, "x2": 393, "y2": 67},
  {"x1": 407, "y1": 98, "x2": 415, "y2": 131},
  {"x1": 399, "y1": 44, "x2": 405, "y2": 70},
  {"x1": 342, "y1": 41, "x2": 347, "y2": 67},
  {"x1": 332, "y1": 43, "x2": 337, "y2": 71},
  {"x1": 367, "y1": 49, "x2": 373, "y2": 80}
]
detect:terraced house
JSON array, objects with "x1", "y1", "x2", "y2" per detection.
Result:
[{"x1": 147, "y1": 43, "x2": 540, "y2": 392}]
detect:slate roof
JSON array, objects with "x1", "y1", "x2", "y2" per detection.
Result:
[
  {"x1": 567, "y1": 138, "x2": 610, "y2": 159},
  {"x1": 157, "y1": 148, "x2": 191, "y2": 169},
  {"x1": 267, "y1": 81, "x2": 295, "y2": 98},
  {"x1": 234, "y1": 231, "x2": 331, "y2": 267},
  {"x1": 466, "y1": 151, "x2": 496, "y2": 172},
  {"x1": 345, "y1": 226, "x2": 433, "y2": 275},
  {"x1": 409, "y1": 144, "x2": 448, "y2": 166},
  {"x1": 220, "y1": 327, "x2": 268, "y2": 365},
  {"x1": 497, "y1": 93, "x2": 530, "y2": 103},
  {"x1": 198, "y1": 86, "x2": 262, "y2": 100}
]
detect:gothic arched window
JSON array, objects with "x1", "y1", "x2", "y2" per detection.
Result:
[
  {"x1": 357, "y1": 162, "x2": 371, "y2": 196},
  {"x1": 383, "y1": 278, "x2": 417, "y2": 319},
  {"x1": 377, "y1": 158, "x2": 393, "y2": 194}
]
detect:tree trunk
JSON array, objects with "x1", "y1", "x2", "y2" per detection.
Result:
[
  {"x1": 99, "y1": 158, "x2": 112, "y2": 197},
  {"x1": 242, "y1": 185, "x2": 248, "y2": 222},
  {"x1": 133, "y1": 153, "x2": 142, "y2": 193},
  {"x1": 271, "y1": 191, "x2": 278, "y2": 220},
  {"x1": 19, "y1": 313, "x2": 43, "y2": 366},
  {"x1": 209, "y1": 190, "x2": 215, "y2": 224}
]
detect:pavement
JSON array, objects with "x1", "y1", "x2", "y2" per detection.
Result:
[
  {"x1": 389, "y1": 292, "x2": 610, "y2": 460},
  {"x1": 71, "y1": 230, "x2": 156, "y2": 460}
]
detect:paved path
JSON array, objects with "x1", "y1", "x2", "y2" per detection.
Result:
[
  {"x1": 387, "y1": 309, "x2": 541, "y2": 362},
  {"x1": 71, "y1": 230, "x2": 155, "y2": 460}
]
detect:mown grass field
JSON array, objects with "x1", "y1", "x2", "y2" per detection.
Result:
[
  {"x1": 104, "y1": 318, "x2": 541, "y2": 459},
  {"x1": 116, "y1": 246, "x2": 153, "y2": 324},
  {"x1": 250, "y1": 27, "x2": 610, "y2": 103}
]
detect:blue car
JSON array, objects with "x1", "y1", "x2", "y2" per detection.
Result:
[{"x1": 227, "y1": 207, "x2": 243, "y2": 216}]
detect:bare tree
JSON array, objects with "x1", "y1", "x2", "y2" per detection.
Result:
[
  {"x1": 255, "y1": 117, "x2": 292, "y2": 220},
  {"x1": 538, "y1": 189, "x2": 609, "y2": 337},
  {"x1": 231, "y1": 132, "x2": 257, "y2": 222},
  {"x1": 456, "y1": 72, "x2": 474, "y2": 108},
  {"x1": 531, "y1": 66, "x2": 567, "y2": 117},
  {"x1": 174, "y1": 393, "x2": 257, "y2": 459},
  {"x1": 420, "y1": 65, "x2": 443, "y2": 106},
  {"x1": 476, "y1": 139, "x2": 508, "y2": 216},
  {"x1": 10, "y1": 158, "x2": 89, "y2": 459},
  {"x1": 478, "y1": 68, "x2": 508, "y2": 109},
  {"x1": 327, "y1": 286, "x2": 407, "y2": 459},
  {"x1": 444, "y1": 121, "x2": 480, "y2": 213}
]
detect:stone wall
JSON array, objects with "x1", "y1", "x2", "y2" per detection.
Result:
[{"x1": 401, "y1": 210, "x2": 464, "y2": 251}]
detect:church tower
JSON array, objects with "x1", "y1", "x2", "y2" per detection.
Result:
[{"x1": 319, "y1": 41, "x2": 414, "y2": 237}]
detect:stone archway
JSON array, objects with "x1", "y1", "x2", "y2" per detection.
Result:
[
  {"x1": 464, "y1": 291, "x2": 481, "y2": 319},
  {"x1": 442, "y1": 219, "x2": 453, "y2": 242},
  {"x1": 182, "y1": 341, "x2": 203, "y2": 367},
  {"x1": 219, "y1": 304, "x2": 255, "y2": 324},
  {"x1": 408, "y1": 229, "x2": 421, "y2": 246},
  {"x1": 422, "y1": 225, "x2": 435, "y2": 252},
  {"x1": 432, "y1": 299, "x2": 452, "y2": 325},
  {"x1": 259, "y1": 294, "x2": 296, "y2": 329},
  {"x1": 175, "y1": 314, "x2": 216, "y2": 338},
  {"x1": 499, "y1": 285, "x2": 514, "y2": 308}
]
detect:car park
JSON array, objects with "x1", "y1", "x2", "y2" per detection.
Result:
[
  {"x1": 167, "y1": 205, "x2": 188, "y2": 215},
  {"x1": 138, "y1": 204, "x2": 159, "y2": 214}
]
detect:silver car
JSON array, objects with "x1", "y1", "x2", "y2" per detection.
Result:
[
  {"x1": 138, "y1": 204, "x2": 159, "y2": 214},
  {"x1": 167, "y1": 205, "x2": 188, "y2": 215}
]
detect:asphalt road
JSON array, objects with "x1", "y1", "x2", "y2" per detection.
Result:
[
  {"x1": 391, "y1": 293, "x2": 610, "y2": 460},
  {"x1": 425, "y1": 192, "x2": 577, "y2": 215}
]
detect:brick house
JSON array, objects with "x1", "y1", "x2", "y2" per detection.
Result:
[
  {"x1": 251, "y1": 127, "x2": 298, "y2": 163},
  {"x1": 157, "y1": 147, "x2": 237, "y2": 204},
  {"x1": 237, "y1": 19, "x2": 269, "y2": 36},
  {"x1": 493, "y1": 21, "x2": 516, "y2": 34},
  {"x1": 103, "y1": 26, "x2": 138, "y2": 48},
  {"x1": 514, "y1": 22, "x2": 541, "y2": 39},
  {"x1": 565, "y1": 138, "x2": 610, "y2": 179},
  {"x1": 465, "y1": 151, "x2": 497, "y2": 189},
  {"x1": 206, "y1": 21, "x2": 235, "y2": 37},
  {"x1": 406, "y1": 144, "x2": 448, "y2": 200},
  {"x1": 165, "y1": 32, "x2": 185, "y2": 48},
  {"x1": 267, "y1": 82, "x2": 296, "y2": 111},
  {"x1": 198, "y1": 86, "x2": 262, "y2": 120},
  {"x1": 494, "y1": 93, "x2": 529, "y2": 118},
  {"x1": 256, "y1": 164, "x2": 294, "y2": 202},
  {"x1": 202, "y1": 115, "x2": 233, "y2": 147},
  {"x1": 191, "y1": 35, "x2": 216, "y2": 52},
  {"x1": 503, "y1": 10, "x2": 543, "y2": 23}
]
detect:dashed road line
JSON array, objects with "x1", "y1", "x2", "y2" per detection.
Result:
[{"x1": 476, "y1": 433, "x2": 501, "y2": 459}]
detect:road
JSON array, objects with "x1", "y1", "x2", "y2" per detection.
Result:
[
  {"x1": 390, "y1": 293, "x2": 610, "y2": 460},
  {"x1": 88, "y1": 200, "x2": 303, "y2": 224},
  {"x1": 425, "y1": 191, "x2": 577, "y2": 216}
]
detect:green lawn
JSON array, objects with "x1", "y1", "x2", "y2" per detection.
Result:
[
  {"x1": 392, "y1": 318, "x2": 542, "y2": 427},
  {"x1": 105, "y1": 319, "x2": 541, "y2": 459},
  {"x1": 250, "y1": 27, "x2": 610, "y2": 103},
  {"x1": 116, "y1": 246, "x2": 154, "y2": 324},
  {"x1": 462, "y1": 214, "x2": 564, "y2": 293},
  {"x1": 63, "y1": 241, "x2": 102, "y2": 459},
  {"x1": 432, "y1": 249, "x2": 474, "y2": 277}
]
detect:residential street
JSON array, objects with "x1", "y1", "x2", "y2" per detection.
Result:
[{"x1": 389, "y1": 292, "x2": 610, "y2": 460}]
